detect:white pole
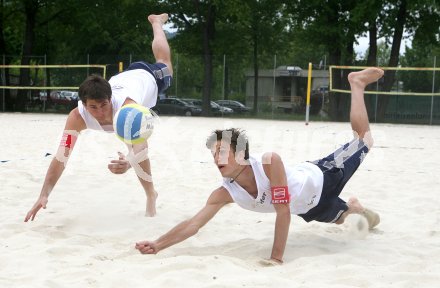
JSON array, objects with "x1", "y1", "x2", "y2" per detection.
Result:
[{"x1": 430, "y1": 56, "x2": 436, "y2": 125}]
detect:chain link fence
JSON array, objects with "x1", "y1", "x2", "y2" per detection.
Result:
[{"x1": 1, "y1": 54, "x2": 439, "y2": 124}]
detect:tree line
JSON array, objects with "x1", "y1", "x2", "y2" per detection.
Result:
[{"x1": 1, "y1": 0, "x2": 439, "y2": 120}]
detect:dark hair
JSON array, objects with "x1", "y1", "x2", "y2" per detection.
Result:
[
  {"x1": 78, "y1": 74, "x2": 112, "y2": 103},
  {"x1": 206, "y1": 128, "x2": 249, "y2": 160}
]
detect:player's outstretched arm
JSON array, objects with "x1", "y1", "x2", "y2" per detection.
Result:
[
  {"x1": 262, "y1": 152, "x2": 291, "y2": 264},
  {"x1": 24, "y1": 109, "x2": 85, "y2": 222},
  {"x1": 135, "y1": 187, "x2": 233, "y2": 254}
]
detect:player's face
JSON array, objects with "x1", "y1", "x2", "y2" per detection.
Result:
[
  {"x1": 85, "y1": 99, "x2": 112, "y2": 123},
  {"x1": 211, "y1": 141, "x2": 241, "y2": 178}
]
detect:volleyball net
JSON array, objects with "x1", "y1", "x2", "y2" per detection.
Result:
[
  {"x1": 330, "y1": 65, "x2": 440, "y2": 96},
  {"x1": 329, "y1": 65, "x2": 440, "y2": 124},
  {"x1": 0, "y1": 64, "x2": 107, "y2": 90},
  {"x1": 0, "y1": 64, "x2": 107, "y2": 111}
]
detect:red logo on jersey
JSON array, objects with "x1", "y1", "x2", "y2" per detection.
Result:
[{"x1": 271, "y1": 186, "x2": 290, "y2": 204}]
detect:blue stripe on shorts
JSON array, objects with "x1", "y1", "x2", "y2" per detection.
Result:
[
  {"x1": 298, "y1": 138, "x2": 369, "y2": 223},
  {"x1": 126, "y1": 61, "x2": 172, "y2": 94}
]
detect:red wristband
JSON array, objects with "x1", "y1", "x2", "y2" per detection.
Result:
[{"x1": 271, "y1": 186, "x2": 290, "y2": 204}]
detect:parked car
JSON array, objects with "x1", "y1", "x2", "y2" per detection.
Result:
[
  {"x1": 152, "y1": 98, "x2": 202, "y2": 116},
  {"x1": 214, "y1": 100, "x2": 251, "y2": 113},
  {"x1": 50, "y1": 90, "x2": 78, "y2": 103},
  {"x1": 48, "y1": 90, "x2": 78, "y2": 110},
  {"x1": 31, "y1": 91, "x2": 48, "y2": 102},
  {"x1": 211, "y1": 101, "x2": 234, "y2": 115},
  {"x1": 182, "y1": 98, "x2": 233, "y2": 116}
]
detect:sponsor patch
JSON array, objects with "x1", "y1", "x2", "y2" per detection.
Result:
[
  {"x1": 271, "y1": 186, "x2": 290, "y2": 204},
  {"x1": 60, "y1": 133, "x2": 77, "y2": 148}
]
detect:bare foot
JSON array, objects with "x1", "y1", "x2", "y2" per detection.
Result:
[
  {"x1": 145, "y1": 190, "x2": 158, "y2": 217},
  {"x1": 336, "y1": 197, "x2": 364, "y2": 224},
  {"x1": 347, "y1": 197, "x2": 365, "y2": 214},
  {"x1": 347, "y1": 197, "x2": 380, "y2": 229},
  {"x1": 348, "y1": 67, "x2": 384, "y2": 89},
  {"x1": 148, "y1": 13, "x2": 169, "y2": 25}
]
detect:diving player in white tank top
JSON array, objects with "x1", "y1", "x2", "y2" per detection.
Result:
[
  {"x1": 135, "y1": 68, "x2": 383, "y2": 264},
  {"x1": 25, "y1": 13, "x2": 172, "y2": 222}
]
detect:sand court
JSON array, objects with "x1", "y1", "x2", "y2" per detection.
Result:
[{"x1": 1, "y1": 112, "x2": 439, "y2": 287}]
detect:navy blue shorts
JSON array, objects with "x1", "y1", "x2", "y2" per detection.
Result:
[
  {"x1": 126, "y1": 61, "x2": 172, "y2": 94},
  {"x1": 298, "y1": 139, "x2": 370, "y2": 223}
]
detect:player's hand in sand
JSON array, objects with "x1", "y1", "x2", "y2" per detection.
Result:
[
  {"x1": 108, "y1": 152, "x2": 131, "y2": 174},
  {"x1": 135, "y1": 241, "x2": 159, "y2": 254},
  {"x1": 259, "y1": 258, "x2": 283, "y2": 266},
  {"x1": 24, "y1": 196, "x2": 48, "y2": 222}
]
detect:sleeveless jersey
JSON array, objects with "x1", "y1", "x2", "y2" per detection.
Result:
[
  {"x1": 77, "y1": 69, "x2": 157, "y2": 131},
  {"x1": 222, "y1": 155, "x2": 323, "y2": 215}
]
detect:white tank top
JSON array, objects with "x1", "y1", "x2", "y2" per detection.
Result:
[
  {"x1": 222, "y1": 155, "x2": 324, "y2": 214},
  {"x1": 77, "y1": 69, "x2": 158, "y2": 132}
]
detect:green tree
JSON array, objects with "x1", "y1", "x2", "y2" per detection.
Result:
[
  {"x1": 286, "y1": 1, "x2": 372, "y2": 120},
  {"x1": 1, "y1": 0, "x2": 23, "y2": 110},
  {"x1": 400, "y1": 1, "x2": 440, "y2": 95},
  {"x1": 372, "y1": 0, "x2": 440, "y2": 120},
  {"x1": 1, "y1": 0, "x2": 160, "y2": 111},
  {"x1": 163, "y1": 0, "x2": 291, "y2": 115},
  {"x1": 232, "y1": 0, "x2": 289, "y2": 114},
  {"x1": 164, "y1": 0, "x2": 218, "y2": 116}
]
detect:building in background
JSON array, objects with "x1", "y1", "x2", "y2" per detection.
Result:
[{"x1": 245, "y1": 66, "x2": 329, "y2": 114}]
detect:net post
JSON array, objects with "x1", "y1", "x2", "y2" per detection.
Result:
[
  {"x1": 2, "y1": 54, "x2": 5, "y2": 112},
  {"x1": 43, "y1": 54, "x2": 47, "y2": 112},
  {"x1": 430, "y1": 56, "x2": 436, "y2": 125},
  {"x1": 87, "y1": 54, "x2": 90, "y2": 76},
  {"x1": 272, "y1": 54, "x2": 276, "y2": 119},
  {"x1": 305, "y1": 62, "x2": 312, "y2": 125}
]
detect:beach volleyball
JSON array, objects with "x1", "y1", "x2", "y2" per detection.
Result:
[{"x1": 114, "y1": 103, "x2": 154, "y2": 144}]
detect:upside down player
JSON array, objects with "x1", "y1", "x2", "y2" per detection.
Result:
[
  {"x1": 135, "y1": 68, "x2": 383, "y2": 264},
  {"x1": 24, "y1": 13, "x2": 172, "y2": 221}
]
